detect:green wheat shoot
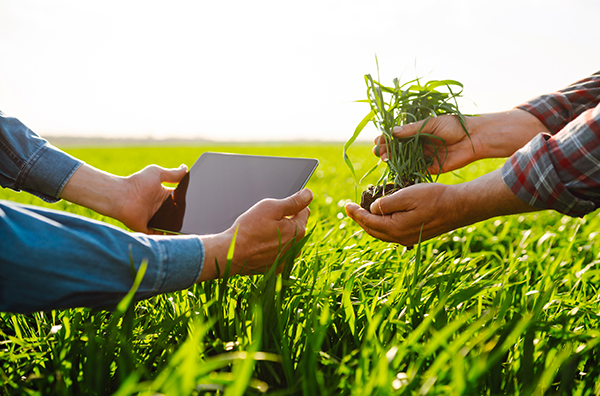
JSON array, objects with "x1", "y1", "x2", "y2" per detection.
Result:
[{"x1": 344, "y1": 65, "x2": 471, "y2": 201}]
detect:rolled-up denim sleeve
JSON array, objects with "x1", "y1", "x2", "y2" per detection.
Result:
[
  {"x1": 0, "y1": 111, "x2": 83, "y2": 202},
  {"x1": 0, "y1": 201, "x2": 205, "y2": 313}
]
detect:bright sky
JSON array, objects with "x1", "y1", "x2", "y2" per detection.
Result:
[{"x1": 1, "y1": 0, "x2": 599, "y2": 142}]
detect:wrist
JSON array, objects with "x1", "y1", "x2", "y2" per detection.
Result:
[
  {"x1": 197, "y1": 232, "x2": 232, "y2": 282},
  {"x1": 468, "y1": 109, "x2": 550, "y2": 160},
  {"x1": 453, "y1": 169, "x2": 539, "y2": 226}
]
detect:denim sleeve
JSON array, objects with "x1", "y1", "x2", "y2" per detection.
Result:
[
  {"x1": 0, "y1": 111, "x2": 83, "y2": 202},
  {"x1": 0, "y1": 200, "x2": 205, "y2": 313}
]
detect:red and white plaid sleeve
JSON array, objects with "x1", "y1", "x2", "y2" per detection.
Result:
[{"x1": 501, "y1": 71, "x2": 600, "y2": 217}]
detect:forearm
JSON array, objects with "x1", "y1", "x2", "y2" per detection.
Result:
[
  {"x1": 59, "y1": 163, "x2": 126, "y2": 220},
  {"x1": 468, "y1": 109, "x2": 550, "y2": 160},
  {"x1": 451, "y1": 169, "x2": 539, "y2": 228}
]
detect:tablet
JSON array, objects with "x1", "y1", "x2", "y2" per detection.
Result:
[{"x1": 148, "y1": 152, "x2": 319, "y2": 235}]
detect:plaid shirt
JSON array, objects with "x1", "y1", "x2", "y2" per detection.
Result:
[{"x1": 501, "y1": 71, "x2": 600, "y2": 217}]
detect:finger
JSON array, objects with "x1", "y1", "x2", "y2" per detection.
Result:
[
  {"x1": 392, "y1": 120, "x2": 424, "y2": 138},
  {"x1": 370, "y1": 188, "x2": 414, "y2": 215},
  {"x1": 345, "y1": 203, "x2": 399, "y2": 242},
  {"x1": 277, "y1": 189, "x2": 313, "y2": 218},
  {"x1": 350, "y1": 202, "x2": 397, "y2": 233},
  {"x1": 372, "y1": 135, "x2": 389, "y2": 160},
  {"x1": 287, "y1": 207, "x2": 310, "y2": 238},
  {"x1": 372, "y1": 145, "x2": 388, "y2": 161},
  {"x1": 344, "y1": 202, "x2": 363, "y2": 222},
  {"x1": 372, "y1": 148, "x2": 388, "y2": 161},
  {"x1": 373, "y1": 135, "x2": 386, "y2": 145},
  {"x1": 160, "y1": 164, "x2": 188, "y2": 183}
]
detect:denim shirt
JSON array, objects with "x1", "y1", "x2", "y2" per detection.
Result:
[
  {"x1": 0, "y1": 111, "x2": 204, "y2": 313},
  {"x1": 0, "y1": 111, "x2": 82, "y2": 202}
]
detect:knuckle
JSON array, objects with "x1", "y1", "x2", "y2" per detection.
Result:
[
  {"x1": 297, "y1": 225, "x2": 306, "y2": 239},
  {"x1": 291, "y1": 194, "x2": 304, "y2": 206},
  {"x1": 257, "y1": 198, "x2": 276, "y2": 208}
]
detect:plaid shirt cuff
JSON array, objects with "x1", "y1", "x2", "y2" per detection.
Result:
[
  {"x1": 516, "y1": 71, "x2": 600, "y2": 134},
  {"x1": 502, "y1": 107, "x2": 600, "y2": 217}
]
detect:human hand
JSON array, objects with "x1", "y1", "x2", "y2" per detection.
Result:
[
  {"x1": 345, "y1": 170, "x2": 538, "y2": 245},
  {"x1": 60, "y1": 163, "x2": 188, "y2": 234},
  {"x1": 373, "y1": 109, "x2": 550, "y2": 174},
  {"x1": 346, "y1": 182, "x2": 460, "y2": 245},
  {"x1": 116, "y1": 164, "x2": 188, "y2": 233},
  {"x1": 197, "y1": 189, "x2": 313, "y2": 281},
  {"x1": 373, "y1": 114, "x2": 479, "y2": 174}
]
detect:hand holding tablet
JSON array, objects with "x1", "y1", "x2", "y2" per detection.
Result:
[{"x1": 148, "y1": 152, "x2": 318, "y2": 235}]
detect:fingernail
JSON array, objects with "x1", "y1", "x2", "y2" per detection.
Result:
[
  {"x1": 299, "y1": 189, "x2": 312, "y2": 204},
  {"x1": 179, "y1": 164, "x2": 187, "y2": 169},
  {"x1": 392, "y1": 126, "x2": 403, "y2": 133}
]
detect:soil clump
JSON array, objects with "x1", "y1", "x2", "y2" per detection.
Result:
[{"x1": 360, "y1": 181, "x2": 412, "y2": 212}]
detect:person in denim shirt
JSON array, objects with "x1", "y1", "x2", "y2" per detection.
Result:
[{"x1": 0, "y1": 111, "x2": 313, "y2": 313}]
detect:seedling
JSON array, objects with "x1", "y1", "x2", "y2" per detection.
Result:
[{"x1": 344, "y1": 65, "x2": 470, "y2": 211}]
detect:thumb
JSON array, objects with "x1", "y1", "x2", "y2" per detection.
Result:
[
  {"x1": 370, "y1": 189, "x2": 410, "y2": 216},
  {"x1": 392, "y1": 119, "x2": 425, "y2": 139},
  {"x1": 160, "y1": 164, "x2": 188, "y2": 183},
  {"x1": 278, "y1": 189, "x2": 313, "y2": 217},
  {"x1": 344, "y1": 202, "x2": 363, "y2": 219}
]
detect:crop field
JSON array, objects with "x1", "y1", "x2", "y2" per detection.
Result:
[{"x1": 2, "y1": 143, "x2": 600, "y2": 395}]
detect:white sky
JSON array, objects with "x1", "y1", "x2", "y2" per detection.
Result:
[{"x1": 1, "y1": 0, "x2": 599, "y2": 142}]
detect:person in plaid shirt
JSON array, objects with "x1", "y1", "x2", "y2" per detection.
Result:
[{"x1": 345, "y1": 71, "x2": 600, "y2": 246}]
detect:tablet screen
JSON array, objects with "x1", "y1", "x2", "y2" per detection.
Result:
[{"x1": 148, "y1": 152, "x2": 318, "y2": 235}]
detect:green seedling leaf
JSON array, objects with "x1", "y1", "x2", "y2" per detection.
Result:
[
  {"x1": 343, "y1": 109, "x2": 375, "y2": 184},
  {"x1": 345, "y1": 60, "x2": 472, "y2": 199},
  {"x1": 116, "y1": 259, "x2": 148, "y2": 315},
  {"x1": 359, "y1": 159, "x2": 382, "y2": 185}
]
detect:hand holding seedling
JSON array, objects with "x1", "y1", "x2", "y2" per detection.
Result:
[
  {"x1": 344, "y1": 66, "x2": 554, "y2": 244},
  {"x1": 197, "y1": 189, "x2": 312, "y2": 281},
  {"x1": 374, "y1": 115, "x2": 476, "y2": 174},
  {"x1": 343, "y1": 67, "x2": 473, "y2": 212},
  {"x1": 61, "y1": 163, "x2": 188, "y2": 233},
  {"x1": 349, "y1": 108, "x2": 550, "y2": 244},
  {"x1": 373, "y1": 109, "x2": 550, "y2": 174},
  {"x1": 345, "y1": 170, "x2": 538, "y2": 246}
]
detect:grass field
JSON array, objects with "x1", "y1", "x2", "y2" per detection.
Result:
[{"x1": 2, "y1": 144, "x2": 600, "y2": 395}]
